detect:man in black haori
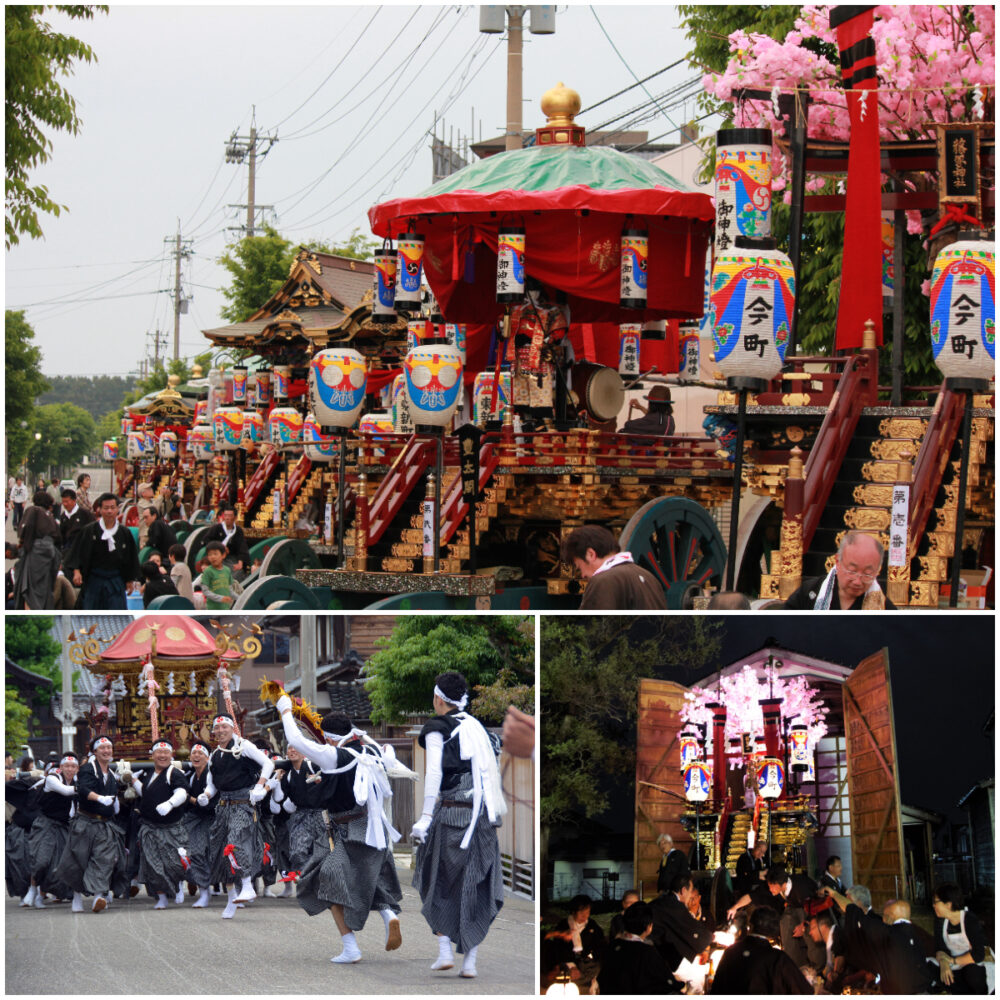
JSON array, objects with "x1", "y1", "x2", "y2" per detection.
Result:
[
  {"x1": 182, "y1": 740, "x2": 216, "y2": 908},
  {"x1": 25, "y1": 753, "x2": 79, "y2": 907},
  {"x1": 64, "y1": 493, "x2": 141, "y2": 609},
  {"x1": 7, "y1": 756, "x2": 42, "y2": 903},
  {"x1": 275, "y1": 698, "x2": 404, "y2": 964},
  {"x1": 129, "y1": 739, "x2": 190, "y2": 909},
  {"x1": 710, "y1": 906, "x2": 811, "y2": 994},
  {"x1": 53, "y1": 736, "x2": 129, "y2": 912},
  {"x1": 198, "y1": 713, "x2": 274, "y2": 918},
  {"x1": 412, "y1": 671, "x2": 506, "y2": 979},
  {"x1": 274, "y1": 744, "x2": 331, "y2": 890}
]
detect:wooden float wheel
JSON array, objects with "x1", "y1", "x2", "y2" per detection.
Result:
[
  {"x1": 258, "y1": 537, "x2": 321, "y2": 578},
  {"x1": 231, "y1": 575, "x2": 321, "y2": 610},
  {"x1": 146, "y1": 594, "x2": 195, "y2": 610},
  {"x1": 618, "y1": 497, "x2": 727, "y2": 609}
]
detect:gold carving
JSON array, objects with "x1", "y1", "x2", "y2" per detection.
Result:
[
  {"x1": 917, "y1": 555, "x2": 948, "y2": 580},
  {"x1": 869, "y1": 439, "x2": 918, "y2": 462},
  {"x1": 926, "y1": 532, "x2": 955, "y2": 557},
  {"x1": 781, "y1": 393, "x2": 811, "y2": 407},
  {"x1": 908, "y1": 581, "x2": 938, "y2": 607},
  {"x1": 878, "y1": 417, "x2": 928, "y2": 439},
  {"x1": 853, "y1": 484, "x2": 894, "y2": 506},
  {"x1": 844, "y1": 507, "x2": 891, "y2": 531},
  {"x1": 861, "y1": 460, "x2": 903, "y2": 483}
]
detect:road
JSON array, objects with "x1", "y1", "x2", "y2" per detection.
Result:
[{"x1": 5, "y1": 856, "x2": 536, "y2": 995}]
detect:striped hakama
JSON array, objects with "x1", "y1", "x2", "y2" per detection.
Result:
[
  {"x1": 413, "y1": 772, "x2": 504, "y2": 954},
  {"x1": 286, "y1": 808, "x2": 329, "y2": 870},
  {"x1": 52, "y1": 812, "x2": 129, "y2": 898},
  {"x1": 182, "y1": 811, "x2": 214, "y2": 887},
  {"x1": 137, "y1": 817, "x2": 189, "y2": 895},
  {"x1": 28, "y1": 814, "x2": 73, "y2": 899},
  {"x1": 208, "y1": 790, "x2": 262, "y2": 887},
  {"x1": 5, "y1": 824, "x2": 31, "y2": 898},
  {"x1": 256, "y1": 805, "x2": 279, "y2": 886},
  {"x1": 295, "y1": 812, "x2": 402, "y2": 931}
]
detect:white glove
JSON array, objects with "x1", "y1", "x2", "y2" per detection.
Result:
[
  {"x1": 275, "y1": 694, "x2": 292, "y2": 715},
  {"x1": 156, "y1": 801, "x2": 173, "y2": 816},
  {"x1": 113, "y1": 798, "x2": 120, "y2": 815},
  {"x1": 196, "y1": 793, "x2": 209, "y2": 807},
  {"x1": 410, "y1": 814, "x2": 432, "y2": 843},
  {"x1": 249, "y1": 784, "x2": 266, "y2": 805},
  {"x1": 96, "y1": 794, "x2": 114, "y2": 807}
]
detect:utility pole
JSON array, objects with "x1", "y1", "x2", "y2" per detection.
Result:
[
  {"x1": 225, "y1": 106, "x2": 278, "y2": 238},
  {"x1": 163, "y1": 224, "x2": 192, "y2": 361}
]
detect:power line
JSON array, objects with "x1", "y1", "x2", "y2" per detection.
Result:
[{"x1": 579, "y1": 59, "x2": 689, "y2": 116}]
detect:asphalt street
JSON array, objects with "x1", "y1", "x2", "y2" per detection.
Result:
[{"x1": 5, "y1": 856, "x2": 537, "y2": 995}]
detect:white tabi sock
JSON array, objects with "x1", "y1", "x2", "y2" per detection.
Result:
[
  {"x1": 33, "y1": 891, "x2": 46, "y2": 909},
  {"x1": 154, "y1": 893, "x2": 168, "y2": 910},
  {"x1": 331, "y1": 932, "x2": 362, "y2": 964},
  {"x1": 71, "y1": 892, "x2": 84, "y2": 913},
  {"x1": 222, "y1": 886, "x2": 238, "y2": 919},
  {"x1": 431, "y1": 935, "x2": 455, "y2": 971},
  {"x1": 192, "y1": 887, "x2": 211, "y2": 908},
  {"x1": 461, "y1": 945, "x2": 479, "y2": 978},
  {"x1": 174, "y1": 888, "x2": 185, "y2": 905},
  {"x1": 234, "y1": 877, "x2": 256, "y2": 903},
  {"x1": 20, "y1": 886, "x2": 37, "y2": 907},
  {"x1": 382, "y1": 909, "x2": 402, "y2": 950}
]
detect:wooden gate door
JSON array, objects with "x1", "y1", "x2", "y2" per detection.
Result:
[
  {"x1": 634, "y1": 679, "x2": 690, "y2": 896},
  {"x1": 843, "y1": 649, "x2": 907, "y2": 909}
]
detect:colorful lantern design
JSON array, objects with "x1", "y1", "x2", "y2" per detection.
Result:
[
  {"x1": 404, "y1": 342, "x2": 463, "y2": 426},
  {"x1": 256, "y1": 368, "x2": 271, "y2": 408},
  {"x1": 391, "y1": 374, "x2": 414, "y2": 434},
  {"x1": 144, "y1": 429, "x2": 157, "y2": 455},
  {"x1": 496, "y1": 225, "x2": 526, "y2": 303},
  {"x1": 881, "y1": 214, "x2": 895, "y2": 306},
  {"x1": 232, "y1": 365, "x2": 248, "y2": 404},
  {"x1": 684, "y1": 760, "x2": 712, "y2": 803},
  {"x1": 407, "y1": 318, "x2": 430, "y2": 352},
  {"x1": 679, "y1": 320, "x2": 700, "y2": 378},
  {"x1": 714, "y1": 129, "x2": 772, "y2": 248},
  {"x1": 618, "y1": 323, "x2": 641, "y2": 376},
  {"x1": 752, "y1": 735, "x2": 767, "y2": 765},
  {"x1": 929, "y1": 233, "x2": 995, "y2": 383},
  {"x1": 473, "y1": 371, "x2": 511, "y2": 425},
  {"x1": 444, "y1": 323, "x2": 467, "y2": 365},
  {"x1": 268, "y1": 407, "x2": 303, "y2": 450},
  {"x1": 711, "y1": 237, "x2": 795, "y2": 384},
  {"x1": 789, "y1": 724, "x2": 811, "y2": 774},
  {"x1": 213, "y1": 408, "x2": 243, "y2": 452},
  {"x1": 121, "y1": 416, "x2": 134, "y2": 436},
  {"x1": 240, "y1": 410, "x2": 264, "y2": 450},
  {"x1": 359, "y1": 412, "x2": 394, "y2": 459},
  {"x1": 158, "y1": 431, "x2": 178, "y2": 460},
  {"x1": 620, "y1": 226, "x2": 649, "y2": 309},
  {"x1": 372, "y1": 246, "x2": 398, "y2": 323},
  {"x1": 126, "y1": 431, "x2": 146, "y2": 460},
  {"x1": 757, "y1": 757, "x2": 785, "y2": 800},
  {"x1": 103, "y1": 440, "x2": 119, "y2": 461},
  {"x1": 679, "y1": 732, "x2": 700, "y2": 770},
  {"x1": 273, "y1": 365, "x2": 291, "y2": 401},
  {"x1": 309, "y1": 348, "x2": 368, "y2": 427},
  {"x1": 395, "y1": 232, "x2": 425, "y2": 311},
  {"x1": 189, "y1": 425, "x2": 214, "y2": 462},
  {"x1": 246, "y1": 378, "x2": 258, "y2": 409},
  {"x1": 194, "y1": 400, "x2": 208, "y2": 425},
  {"x1": 303, "y1": 413, "x2": 338, "y2": 463}
]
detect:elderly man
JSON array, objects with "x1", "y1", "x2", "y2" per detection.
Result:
[
  {"x1": 784, "y1": 530, "x2": 897, "y2": 610},
  {"x1": 64, "y1": 493, "x2": 141, "y2": 609},
  {"x1": 560, "y1": 524, "x2": 667, "y2": 610},
  {"x1": 136, "y1": 482, "x2": 156, "y2": 548},
  {"x1": 656, "y1": 833, "x2": 690, "y2": 893},
  {"x1": 734, "y1": 841, "x2": 767, "y2": 896}
]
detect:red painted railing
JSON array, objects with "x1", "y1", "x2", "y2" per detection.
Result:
[
  {"x1": 439, "y1": 438, "x2": 502, "y2": 547},
  {"x1": 242, "y1": 448, "x2": 280, "y2": 513},
  {"x1": 286, "y1": 454, "x2": 312, "y2": 506},
  {"x1": 908, "y1": 385, "x2": 963, "y2": 550},
  {"x1": 366, "y1": 435, "x2": 435, "y2": 545}
]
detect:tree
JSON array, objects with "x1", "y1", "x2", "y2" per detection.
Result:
[
  {"x1": 5, "y1": 5, "x2": 107, "y2": 248},
  {"x1": 364, "y1": 616, "x2": 534, "y2": 725},
  {"x1": 38, "y1": 374, "x2": 135, "y2": 421},
  {"x1": 25, "y1": 401, "x2": 97, "y2": 476},
  {"x1": 5, "y1": 310, "x2": 50, "y2": 467},
  {"x1": 5, "y1": 688, "x2": 33, "y2": 757},
  {"x1": 5, "y1": 614, "x2": 61, "y2": 683}
]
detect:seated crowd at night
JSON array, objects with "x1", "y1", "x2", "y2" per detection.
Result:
[{"x1": 542, "y1": 848, "x2": 992, "y2": 995}]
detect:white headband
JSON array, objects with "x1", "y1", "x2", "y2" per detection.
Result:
[
  {"x1": 434, "y1": 685, "x2": 468, "y2": 710},
  {"x1": 151, "y1": 741, "x2": 173, "y2": 752},
  {"x1": 93, "y1": 737, "x2": 113, "y2": 749},
  {"x1": 60, "y1": 755, "x2": 77, "y2": 765}
]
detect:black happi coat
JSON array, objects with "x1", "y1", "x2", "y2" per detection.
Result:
[{"x1": 77, "y1": 761, "x2": 119, "y2": 817}]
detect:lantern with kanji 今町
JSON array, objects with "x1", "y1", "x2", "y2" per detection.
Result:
[
  {"x1": 684, "y1": 760, "x2": 712, "y2": 802},
  {"x1": 929, "y1": 232, "x2": 995, "y2": 385},
  {"x1": 273, "y1": 366, "x2": 291, "y2": 401},
  {"x1": 711, "y1": 235, "x2": 795, "y2": 386},
  {"x1": 188, "y1": 425, "x2": 214, "y2": 462},
  {"x1": 268, "y1": 407, "x2": 303, "y2": 450},
  {"x1": 144, "y1": 429, "x2": 157, "y2": 455},
  {"x1": 679, "y1": 731, "x2": 700, "y2": 770},
  {"x1": 126, "y1": 432, "x2": 145, "y2": 460},
  {"x1": 213, "y1": 408, "x2": 243, "y2": 452},
  {"x1": 757, "y1": 757, "x2": 785, "y2": 800},
  {"x1": 309, "y1": 348, "x2": 368, "y2": 428}
]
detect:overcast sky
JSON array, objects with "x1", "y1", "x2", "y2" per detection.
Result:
[{"x1": 6, "y1": 4, "x2": 709, "y2": 378}]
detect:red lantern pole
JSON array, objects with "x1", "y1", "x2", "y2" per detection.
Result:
[{"x1": 707, "y1": 702, "x2": 727, "y2": 805}]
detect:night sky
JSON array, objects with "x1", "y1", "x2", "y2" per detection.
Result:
[{"x1": 549, "y1": 614, "x2": 995, "y2": 829}]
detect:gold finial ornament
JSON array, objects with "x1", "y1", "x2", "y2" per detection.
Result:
[
  {"x1": 167, "y1": 374, "x2": 181, "y2": 388},
  {"x1": 536, "y1": 83, "x2": 586, "y2": 148},
  {"x1": 192, "y1": 364, "x2": 204, "y2": 378}
]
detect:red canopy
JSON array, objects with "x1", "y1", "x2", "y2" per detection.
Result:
[{"x1": 94, "y1": 615, "x2": 222, "y2": 669}]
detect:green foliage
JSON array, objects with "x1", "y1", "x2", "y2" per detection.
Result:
[
  {"x1": 5, "y1": 615, "x2": 61, "y2": 681},
  {"x1": 5, "y1": 687, "x2": 33, "y2": 757},
  {"x1": 5, "y1": 5, "x2": 107, "y2": 248},
  {"x1": 541, "y1": 617, "x2": 721, "y2": 827},
  {"x1": 364, "y1": 616, "x2": 534, "y2": 725},
  {"x1": 38, "y1": 374, "x2": 135, "y2": 421},
  {"x1": 219, "y1": 226, "x2": 379, "y2": 323},
  {"x1": 5, "y1": 310, "x2": 50, "y2": 465},
  {"x1": 25, "y1": 401, "x2": 97, "y2": 476}
]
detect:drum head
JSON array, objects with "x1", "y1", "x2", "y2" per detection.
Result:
[{"x1": 580, "y1": 365, "x2": 625, "y2": 422}]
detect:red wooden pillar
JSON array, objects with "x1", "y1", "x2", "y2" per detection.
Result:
[{"x1": 707, "y1": 702, "x2": 728, "y2": 804}]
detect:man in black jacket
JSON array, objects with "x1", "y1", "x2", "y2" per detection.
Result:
[
  {"x1": 711, "y1": 906, "x2": 811, "y2": 994},
  {"x1": 656, "y1": 833, "x2": 691, "y2": 893},
  {"x1": 599, "y1": 900, "x2": 676, "y2": 994},
  {"x1": 202, "y1": 504, "x2": 251, "y2": 576},
  {"x1": 56, "y1": 489, "x2": 95, "y2": 557},
  {"x1": 141, "y1": 506, "x2": 177, "y2": 559},
  {"x1": 734, "y1": 841, "x2": 767, "y2": 896},
  {"x1": 765, "y1": 867, "x2": 824, "y2": 968},
  {"x1": 64, "y1": 493, "x2": 141, "y2": 609},
  {"x1": 650, "y1": 874, "x2": 715, "y2": 972},
  {"x1": 545, "y1": 894, "x2": 606, "y2": 991}
]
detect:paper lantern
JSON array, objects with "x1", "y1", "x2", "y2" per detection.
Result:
[
  {"x1": 256, "y1": 368, "x2": 271, "y2": 408},
  {"x1": 268, "y1": 407, "x2": 303, "y2": 450},
  {"x1": 444, "y1": 323, "x2": 467, "y2": 365},
  {"x1": 497, "y1": 225, "x2": 525, "y2": 303},
  {"x1": 711, "y1": 236, "x2": 795, "y2": 385},
  {"x1": 757, "y1": 757, "x2": 785, "y2": 800},
  {"x1": 194, "y1": 400, "x2": 208, "y2": 425},
  {"x1": 213, "y1": 408, "x2": 243, "y2": 452},
  {"x1": 929, "y1": 233, "x2": 995, "y2": 384},
  {"x1": 407, "y1": 318, "x2": 430, "y2": 352},
  {"x1": 679, "y1": 320, "x2": 700, "y2": 379},
  {"x1": 121, "y1": 416, "x2": 134, "y2": 436},
  {"x1": 618, "y1": 323, "x2": 641, "y2": 376},
  {"x1": 303, "y1": 413, "x2": 338, "y2": 463},
  {"x1": 102, "y1": 440, "x2": 119, "y2": 461},
  {"x1": 189, "y1": 425, "x2": 214, "y2": 462},
  {"x1": 881, "y1": 214, "x2": 895, "y2": 306},
  {"x1": 620, "y1": 226, "x2": 649, "y2": 309},
  {"x1": 391, "y1": 374, "x2": 414, "y2": 434},
  {"x1": 789, "y1": 724, "x2": 810, "y2": 773},
  {"x1": 126, "y1": 431, "x2": 145, "y2": 460},
  {"x1": 232, "y1": 365, "x2": 248, "y2": 404},
  {"x1": 158, "y1": 431, "x2": 178, "y2": 460},
  {"x1": 360, "y1": 411, "x2": 394, "y2": 459},
  {"x1": 679, "y1": 732, "x2": 700, "y2": 770},
  {"x1": 309, "y1": 348, "x2": 368, "y2": 428},
  {"x1": 473, "y1": 371, "x2": 511, "y2": 425},
  {"x1": 684, "y1": 761, "x2": 712, "y2": 802},
  {"x1": 714, "y1": 128, "x2": 772, "y2": 249},
  {"x1": 395, "y1": 232, "x2": 425, "y2": 311},
  {"x1": 404, "y1": 342, "x2": 463, "y2": 426},
  {"x1": 144, "y1": 430, "x2": 157, "y2": 455},
  {"x1": 372, "y1": 246, "x2": 397, "y2": 323},
  {"x1": 240, "y1": 410, "x2": 264, "y2": 450},
  {"x1": 275, "y1": 366, "x2": 293, "y2": 401}
]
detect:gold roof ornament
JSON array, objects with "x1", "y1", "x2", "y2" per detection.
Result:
[
  {"x1": 536, "y1": 82, "x2": 585, "y2": 148},
  {"x1": 192, "y1": 363, "x2": 204, "y2": 378}
]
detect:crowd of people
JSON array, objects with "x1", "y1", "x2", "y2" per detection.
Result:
[
  {"x1": 5, "y1": 672, "x2": 507, "y2": 979},
  {"x1": 542, "y1": 845, "x2": 993, "y2": 994}
]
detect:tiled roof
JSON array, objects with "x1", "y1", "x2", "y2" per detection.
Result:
[{"x1": 323, "y1": 679, "x2": 372, "y2": 721}]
